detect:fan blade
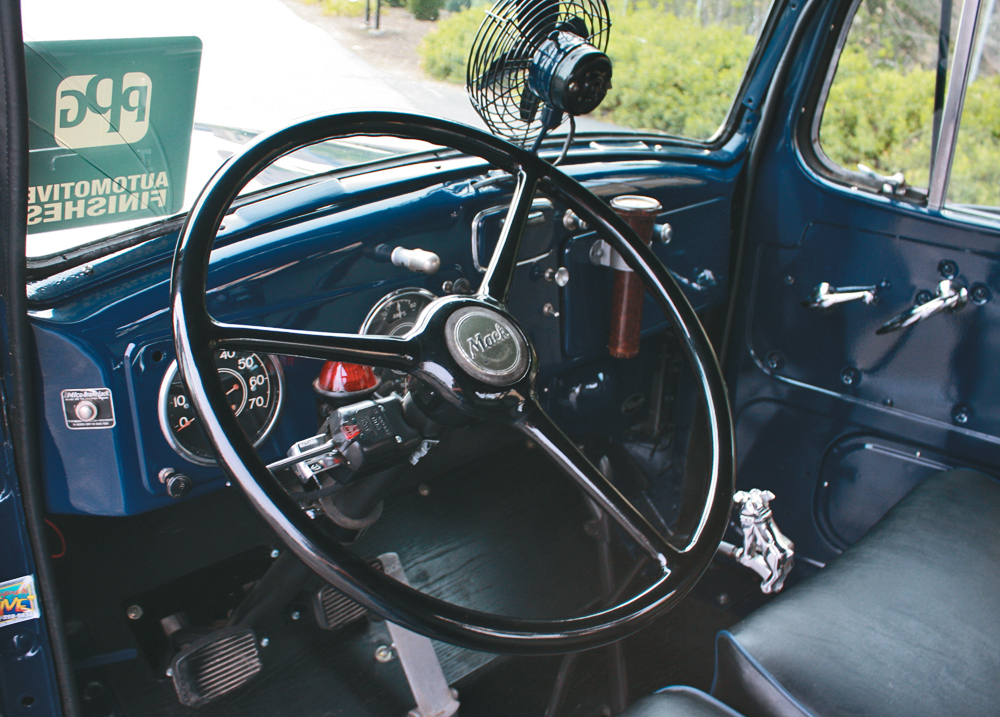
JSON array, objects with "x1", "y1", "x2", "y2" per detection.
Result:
[{"x1": 517, "y1": 0, "x2": 561, "y2": 46}]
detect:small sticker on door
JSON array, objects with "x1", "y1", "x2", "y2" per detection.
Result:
[
  {"x1": 0, "y1": 575, "x2": 40, "y2": 627},
  {"x1": 61, "y1": 387, "x2": 115, "y2": 429}
]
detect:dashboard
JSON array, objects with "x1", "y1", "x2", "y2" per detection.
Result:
[{"x1": 28, "y1": 151, "x2": 734, "y2": 517}]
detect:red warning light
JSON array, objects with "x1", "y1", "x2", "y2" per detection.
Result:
[{"x1": 315, "y1": 361, "x2": 379, "y2": 395}]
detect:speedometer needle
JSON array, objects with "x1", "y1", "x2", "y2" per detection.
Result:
[{"x1": 226, "y1": 384, "x2": 240, "y2": 395}]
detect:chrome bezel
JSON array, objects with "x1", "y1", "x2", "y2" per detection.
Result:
[
  {"x1": 157, "y1": 352, "x2": 285, "y2": 467},
  {"x1": 360, "y1": 287, "x2": 438, "y2": 336}
]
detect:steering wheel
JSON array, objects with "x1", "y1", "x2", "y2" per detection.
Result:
[{"x1": 171, "y1": 111, "x2": 734, "y2": 654}]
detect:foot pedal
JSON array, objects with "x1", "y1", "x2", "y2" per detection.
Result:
[
  {"x1": 313, "y1": 584, "x2": 368, "y2": 630},
  {"x1": 169, "y1": 626, "x2": 262, "y2": 708},
  {"x1": 313, "y1": 558, "x2": 383, "y2": 630},
  {"x1": 380, "y1": 553, "x2": 459, "y2": 717}
]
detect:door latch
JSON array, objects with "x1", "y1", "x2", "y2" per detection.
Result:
[{"x1": 877, "y1": 279, "x2": 968, "y2": 334}]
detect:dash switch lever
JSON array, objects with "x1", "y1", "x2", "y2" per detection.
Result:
[{"x1": 372, "y1": 243, "x2": 441, "y2": 274}]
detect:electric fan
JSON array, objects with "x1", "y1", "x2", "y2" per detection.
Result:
[{"x1": 466, "y1": 0, "x2": 613, "y2": 150}]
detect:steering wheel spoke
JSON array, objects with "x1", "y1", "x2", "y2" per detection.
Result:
[
  {"x1": 212, "y1": 321, "x2": 419, "y2": 371},
  {"x1": 477, "y1": 166, "x2": 541, "y2": 304},
  {"x1": 515, "y1": 398, "x2": 678, "y2": 568}
]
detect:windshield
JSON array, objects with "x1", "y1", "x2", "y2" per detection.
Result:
[{"x1": 21, "y1": 0, "x2": 772, "y2": 257}]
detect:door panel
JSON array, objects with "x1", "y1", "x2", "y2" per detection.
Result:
[{"x1": 729, "y1": 0, "x2": 1000, "y2": 561}]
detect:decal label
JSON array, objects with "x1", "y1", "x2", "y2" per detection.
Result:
[
  {"x1": 24, "y1": 37, "x2": 202, "y2": 234},
  {"x1": 0, "y1": 575, "x2": 40, "y2": 628},
  {"x1": 61, "y1": 387, "x2": 116, "y2": 430}
]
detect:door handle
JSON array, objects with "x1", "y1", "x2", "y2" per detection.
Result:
[
  {"x1": 803, "y1": 282, "x2": 878, "y2": 310},
  {"x1": 877, "y1": 279, "x2": 968, "y2": 334}
]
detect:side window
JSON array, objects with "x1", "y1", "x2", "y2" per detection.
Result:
[
  {"x1": 946, "y1": 5, "x2": 999, "y2": 209},
  {"x1": 817, "y1": 0, "x2": 959, "y2": 193}
]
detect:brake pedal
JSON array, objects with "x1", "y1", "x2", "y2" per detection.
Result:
[
  {"x1": 313, "y1": 583, "x2": 369, "y2": 630},
  {"x1": 313, "y1": 558, "x2": 383, "y2": 630},
  {"x1": 169, "y1": 626, "x2": 262, "y2": 708}
]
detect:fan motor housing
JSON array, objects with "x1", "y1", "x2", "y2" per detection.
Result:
[{"x1": 528, "y1": 31, "x2": 613, "y2": 117}]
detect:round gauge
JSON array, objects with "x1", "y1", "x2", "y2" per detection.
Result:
[
  {"x1": 360, "y1": 288, "x2": 437, "y2": 337},
  {"x1": 158, "y1": 350, "x2": 284, "y2": 466}
]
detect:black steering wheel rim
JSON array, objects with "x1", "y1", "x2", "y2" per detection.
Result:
[{"x1": 170, "y1": 110, "x2": 735, "y2": 654}]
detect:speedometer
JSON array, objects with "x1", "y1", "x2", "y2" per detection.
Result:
[{"x1": 158, "y1": 350, "x2": 284, "y2": 466}]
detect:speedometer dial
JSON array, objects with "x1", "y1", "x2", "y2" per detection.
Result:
[{"x1": 158, "y1": 350, "x2": 284, "y2": 466}]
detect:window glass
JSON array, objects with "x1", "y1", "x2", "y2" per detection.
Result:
[
  {"x1": 22, "y1": 0, "x2": 775, "y2": 257},
  {"x1": 947, "y1": 1, "x2": 1000, "y2": 209},
  {"x1": 819, "y1": 0, "x2": 959, "y2": 190}
]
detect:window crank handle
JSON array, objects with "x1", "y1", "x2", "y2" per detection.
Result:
[
  {"x1": 803, "y1": 282, "x2": 878, "y2": 310},
  {"x1": 877, "y1": 279, "x2": 968, "y2": 334}
]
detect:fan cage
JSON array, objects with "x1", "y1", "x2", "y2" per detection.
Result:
[{"x1": 467, "y1": 0, "x2": 611, "y2": 147}]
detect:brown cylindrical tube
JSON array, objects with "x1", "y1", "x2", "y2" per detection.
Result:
[{"x1": 608, "y1": 195, "x2": 662, "y2": 359}]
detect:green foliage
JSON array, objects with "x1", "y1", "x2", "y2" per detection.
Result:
[
  {"x1": 418, "y1": 7, "x2": 487, "y2": 81},
  {"x1": 410, "y1": 0, "x2": 445, "y2": 21},
  {"x1": 386, "y1": 0, "x2": 407, "y2": 7},
  {"x1": 320, "y1": 0, "x2": 365, "y2": 17},
  {"x1": 598, "y1": 8, "x2": 756, "y2": 137},
  {"x1": 820, "y1": 46, "x2": 936, "y2": 187},
  {"x1": 947, "y1": 75, "x2": 1000, "y2": 206}
]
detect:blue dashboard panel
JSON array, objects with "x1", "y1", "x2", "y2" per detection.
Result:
[{"x1": 29, "y1": 152, "x2": 739, "y2": 516}]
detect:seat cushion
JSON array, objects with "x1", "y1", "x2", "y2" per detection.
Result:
[
  {"x1": 622, "y1": 687, "x2": 744, "y2": 717},
  {"x1": 711, "y1": 468, "x2": 1000, "y2": 717}
]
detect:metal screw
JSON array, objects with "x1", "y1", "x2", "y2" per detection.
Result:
[
  {"x1": 971, "y1": 283, "x2": 991, "y2": 304},
  {"x1": 270, "y1": 549, "x2": 280, "y2": 559},
  {"x1": 375, "y1": 645, "x2": 396, "y2": 663},
  {"x1": 884, "y1": 398, "x2": 894, "y2": 407},
  {"x1": 260, "y1": 638, "x2": 269, "y2": 647},
  {"x1": 840, "y1": 366, "x2": 861, "y2": 386},
  {"x1": 765, "y1": 351, "x2": 784, "y2": 370},
  {"x1": 784, "y1": 275, "x2": 795, "y2": 285},
  {"x1": 126, "y1": 605, "x2": 143, "y2": 620},
  {"x1": 717, "y1": 593, "x2": 730, "y2": 607},
  {"x1": 952, "y1": 404, "x2": 972, "y2": 424},
  {"x1": 938, "y1": 260, "x2": 958, "y2": 279},
  {"x1": 418, "y1": 484, "x2": 430, "y2": 497},
  {"x1": 290, "y1": 611, "x2": 301, "y2": 621},
  {"x1": 916, "y1": 290, "x2": 934, "y2": 305}
]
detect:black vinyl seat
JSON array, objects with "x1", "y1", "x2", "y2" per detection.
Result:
[
  {"x1": 623, "y1": 687, "x2": 744, "y2": 716},
  {"x1": 712, "y1": 468, "x2": 1000, "y2": 717},
  {"x1": 621, "y1": 468, "x2": 1000, "y2": 717}
]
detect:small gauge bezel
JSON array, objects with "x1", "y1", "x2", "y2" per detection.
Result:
[
  {"x1": 157, "y1": 353, "x2": 285, "y2": 467},
  {"x1": 360, "y1": 287, "x2": 438, "y2": 336}
]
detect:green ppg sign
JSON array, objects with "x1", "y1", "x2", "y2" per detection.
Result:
[{"x1": 24, "y1": 37, "x2": 202, "y2": 234}]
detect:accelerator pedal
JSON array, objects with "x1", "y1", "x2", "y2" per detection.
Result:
[
  {"x1": 380, "y1": 552, "x2": 459, "y2": 717},
  {"x1": 169, "y1": 626, "x2": 262, "y2": 708}
]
